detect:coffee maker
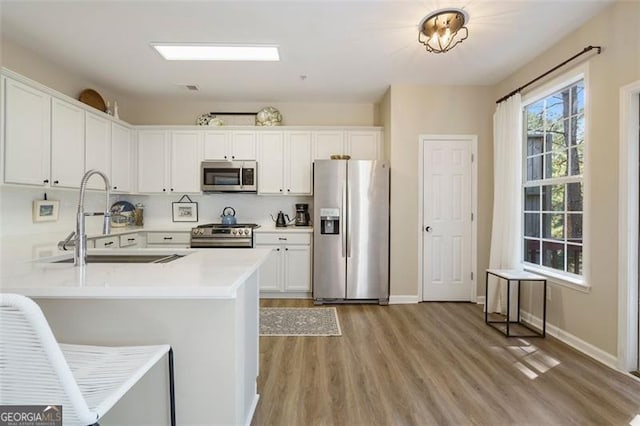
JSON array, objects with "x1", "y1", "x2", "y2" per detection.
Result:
[{"x1": 294, "y1": 203, "x2": 311, "y2": 226}]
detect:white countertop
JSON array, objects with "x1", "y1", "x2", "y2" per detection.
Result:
[{"x1": 1, "y1": 231, "x2": 271, "y2": 299}]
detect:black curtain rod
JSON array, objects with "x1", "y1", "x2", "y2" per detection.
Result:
[{"x1": 496, "y1": 45, "x2": 602, "y2": 104}]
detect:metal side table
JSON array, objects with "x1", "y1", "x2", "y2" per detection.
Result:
[{"x1": 485, "y1": 269, "x2": 547, "y2": 338}]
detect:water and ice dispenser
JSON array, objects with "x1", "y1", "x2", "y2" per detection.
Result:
[{"x1": 319, "y1": 208, "x2": 340, "y2": 235}]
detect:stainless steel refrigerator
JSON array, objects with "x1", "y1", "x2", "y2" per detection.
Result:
[{"x1": 313, "y1": 160, "x2": 390, "y2": 304}]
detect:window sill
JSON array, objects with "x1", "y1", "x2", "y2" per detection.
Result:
[{"x1": 522, "y1": 265, "x2": 591, "y2": 293}]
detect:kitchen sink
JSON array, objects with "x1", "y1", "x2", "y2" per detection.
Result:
[{"x1": 53, "y1": 254, "x2": 186, "y2": 264}]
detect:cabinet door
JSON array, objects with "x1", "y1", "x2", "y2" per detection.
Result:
[
  {"x1": 284, "y1": 245, "x2": 311, "y2": 291},
  {"x1": 257, "y1": 132, "x2": 285, "y2": 194},
  {"x1": 50, "y1": 98, "x2": 85, "y2": 188},
  {"x1": 258, "y1": 245, "x2": 283, "y2": 292},
  {"x1": 313, "y1": 131, "x2": 345, "y2": 160},
  {"x1": 3, "y1": 78, "x2": 51, "y2": 185},
  {"x1": 85, "y1": 112, "x2": 112, "y2": 189},
  {"x1": 170, "y1": 131, "x2": 201, "y2": 193},
  {"x1": 286, "y1": 131, "x2": 312, "y2": 195},
  {"x1": 203, "y1": 131, "x2": 229, "y2": 160},
  {"x1": 138, "y1": 131, "x2": 168, "y2": 193},
  {"x1": 230, "y1": 131, "x2": 256, "y2": 160},
  {"x1": 111, "y1": 123, "x2": 132, "y2": 192},
  {"x1": 346, "y1": 130, "x2": 380, "y2": 160}
]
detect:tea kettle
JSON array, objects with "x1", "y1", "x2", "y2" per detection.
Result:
[
  {"x1": 221, "y1": 206, "x2": 237, "y2": 225},
  {"x1": 271, "y1": 211, "x2": 290, "y2": 228}
]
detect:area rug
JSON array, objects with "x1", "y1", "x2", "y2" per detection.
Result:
[{"x1": 260, "y1": 307, "x2": 342, "y2": 336}]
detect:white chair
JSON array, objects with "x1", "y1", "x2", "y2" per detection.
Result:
[{"x1": 0, "y1": 293, "x2": 176, "y2": 426}]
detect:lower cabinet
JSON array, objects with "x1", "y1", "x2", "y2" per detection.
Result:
[
  {"x1": 92, "y1": 235, "x2": 120, "y2": 249},
  {"x1": 119, "y1": 233, "x2": 141, "y2": 248},
  {"x1": 255, "y1": 232, "x2": 312, "y2": 294},
  {"x1": 146, "y1": 231, "x2": 190, "y2": 248}
]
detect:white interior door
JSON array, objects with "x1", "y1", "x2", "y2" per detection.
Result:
[{"x1": 422, "y1": 137, "x2": 473, "y2": 301}]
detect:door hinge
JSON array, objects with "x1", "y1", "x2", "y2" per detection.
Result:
[
  {"x1": 471, "y1": 212, "x2": 474, "y2": 221},
  {"x1": 471, "y1": 153, "x2": 474, "y2": 162},
  {"x1": 471, "y1": 272, "x2": 474, "y2": 280}
]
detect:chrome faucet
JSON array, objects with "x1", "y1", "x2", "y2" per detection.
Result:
[{"x1": 58, "y1": 170, "x2": 112, "y2": 266}]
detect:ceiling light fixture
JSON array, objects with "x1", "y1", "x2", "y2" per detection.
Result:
[
  {"x1": 151, "y1": 43, "x2": 280, "y2": 61},
  {"x1": 418, "y1": 8, "x2": 469, "y2": 54}
]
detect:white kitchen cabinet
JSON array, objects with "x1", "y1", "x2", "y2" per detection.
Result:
[
  {"x1": 146, "y1": 231, "x2": 190, "y2": 248},
  {"x1": 257, "y1": 132, "x2": 285, "y2": 194},
  {"x1": 312, "y1": 130, "x2": 382, "y2": 161},
  {"x1": 258, "y1": 131, "x2": 312, "y2": 195},
  {"x1": 312, "y1": 131, "x2": 345, "y2": 160},
  {"x1": 286, "y1": 131, "x2": 312, "y2": 194},
  {"x1": 170, "y1": 131, "x2": 201, "y2": 193},
  {"x1": 138, "y1": 130, "x2": 200, "y2": 193},
  {"x1": 50, "y1": 98, "x2": 85, "y2": 188},
  {"x1": 119, "y1": 233, "x2": 141, "y2": 248},
  {"x1": 255, "y1": 232, "x2": 312, "y2": 294},
  {"x1": 111, "y1": 123, "x2": 133, "y2": 192},
  {"x1": 3, "y1": 77, "x2": 51, "y2": 186},
  {"x1": 346, "y1": 130, "x2": 382, "y2": 160},
  {"x1": 203, "y1": 130, "x2": 256, "y2": 160},
  {"x1": 93, "y1": 235, "x2": 119, "y2": 249},
  {"x1": 85, "y1": 112, "x2": 112, "y2": 189},
  {"x1": 138, "y1": 130, "x2": 168, "y2": 193}
]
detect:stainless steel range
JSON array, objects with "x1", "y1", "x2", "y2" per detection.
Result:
[{"x1": 190, "y1": 223, "x2": 260, "y2": 248}]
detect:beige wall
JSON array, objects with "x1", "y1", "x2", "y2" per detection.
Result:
[
  {"x1": 387, "y1": 85, "x2": 494, "y2": 298},
  {"x1": 377, "y1": 87, "x2": 391, "y2": 160},
  {"x1": 495, "y1": 0, "x2": 640, "y2": 356},
  {"x1": 1, "y1": 37, "x2": 376, "y2": 126}
]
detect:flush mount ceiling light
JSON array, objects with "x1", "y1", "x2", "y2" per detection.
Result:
[
  {"x1": 151, "y1": 43, "x2": 280, "y2": 61},
  {"x1": 418, "y1": 8, "x2": 469, "y2": 54}
]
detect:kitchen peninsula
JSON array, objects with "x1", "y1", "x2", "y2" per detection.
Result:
[{"x1": 0, "y1": 241, "x2": 270, "y2": 425}]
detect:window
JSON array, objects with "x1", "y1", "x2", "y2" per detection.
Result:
[{"x1": 523, "y1": 79, "x2": 584, "y2": 278}]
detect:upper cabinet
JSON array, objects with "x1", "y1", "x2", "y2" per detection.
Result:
[
  {"x1": 3, "y1": 77, "x2": 51, "y2": 186},
  {"x1": 312, "y1": 129, "x2": 382, "y2": 161},
  {"x1": 258, "y1": 130, "x2": 312, "y2": 195},
  {"x1": 111, "y1": 123, "x2": 133, "y2": 192},
  {"x1": 2, "y1": 72, "x2": 135, "y2": 191},
  {"x1": 203, "y1": 130, "x2": 256, "y2": 160},
  {"x1": 138, "y1": 130, "x2": 201, "y2": 193},
  {"x1": 51, "y1": 98, "x2": 84, "y2": 188},
  {"x1": 85, "y1": 112, "x2": 112, "y2": 189}
]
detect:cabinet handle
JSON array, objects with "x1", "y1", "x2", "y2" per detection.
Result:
[
  {"x1": 278, "y1": 237, "x2": 287, "y2": 241},
  {"x1": 285, "y1": 248, "x2": 289, "y2": 251},
  {"x1": 287, "y1": 189, "x2": 291, "y2": 192},
  {"x1": 224, "y1": 156, "x2": 227, "y2": 159},
  {"x1": 163, "y1": 188, "x2": 166, "y2": 192},
  {"x1": 113, "y1": 186, "x2": 118, "y2": 190},
  {"x1": 43, "y1": 179, "x2": 49, "y2": 184},
  {"x1": 170, "y1": 188, "x2": 174, "y2": 192},
  {"x1": 164, "y1": 237, "x2": 173, "y2": 240},
  {"x1": 279, "y1": 189, "x2": 283, "y2": 192},
  {"x1": 276, "y1": 248, "x2": 280, "y2": 251},
  {"x1": 128, "y1": 238, "x2": 135, "y2": 241},
  {"x1": 104, "y1": 241, "x2": 114, "y2": 246},
  {"x1": 53, "y1": 180, "x2": 59, "y2": 184},
  {"x1": 232, "y1": 155, "x2": 235, "y2": 159}
]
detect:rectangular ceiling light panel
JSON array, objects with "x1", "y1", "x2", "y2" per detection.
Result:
[{"x1": 152, "y1": 43, "x2": 280, "y2": 61}]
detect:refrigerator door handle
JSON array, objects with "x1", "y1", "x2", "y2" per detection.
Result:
[
  {"x1": 346, "y1": 184, "x2": 351, "y2": 258},
  {"x1": 342, "y1": 183, "x2": 347, "y2": 258}
]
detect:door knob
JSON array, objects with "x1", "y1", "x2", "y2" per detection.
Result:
[{"x1": 425, "y1": 226, "x2": 432, "y2": 232}]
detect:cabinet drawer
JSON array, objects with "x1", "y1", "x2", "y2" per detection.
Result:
[
  {"x1": 119, "y1": 233, "x2": 140, "y2": 247},
  {"x1": 146, "y1": 232, "x2": 190, "y2": 245},
  {"x1": 255, "y1": 232, "x2": 311, "y2": 245},
  {"x1": 93, "y1": 235, "x2": 119, "y2": 248}
]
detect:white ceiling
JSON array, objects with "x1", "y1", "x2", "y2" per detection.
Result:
[{"x1": 0, "y1": 0, "x2": 612, "y2": 103}]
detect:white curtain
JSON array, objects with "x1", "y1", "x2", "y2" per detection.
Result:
[{"x1": 487, "y1": 94, "x2": 523, "y2": 317}]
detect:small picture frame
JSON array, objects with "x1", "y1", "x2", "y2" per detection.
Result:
[
  {"x1": 33, "y1": 200, "x2": 59, "y2": 222},
  {"x1": 172, "y1": 196, "x2": 198, "y2": 222}
]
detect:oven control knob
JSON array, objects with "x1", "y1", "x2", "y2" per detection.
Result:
[
  {"x1": 200, "y1": 229, "x2": 205, "y2": 235},
  {"x1": 240, "y1": 229, "x2": 245, "y2": 235},
  {"x1": 192, "y1": 229, "x2": 198, "y2": 235}
]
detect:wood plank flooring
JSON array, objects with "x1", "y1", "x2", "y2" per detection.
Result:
[{"x1": 253, "y1": 300, "x2": 640, "y2": 426}]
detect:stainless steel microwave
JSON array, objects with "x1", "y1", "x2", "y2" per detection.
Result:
[{"x1": 201, "y1": 160, "x2": 257, "y2": 193}]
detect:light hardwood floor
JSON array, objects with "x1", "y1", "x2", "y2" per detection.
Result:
[{"x1": 253, "y1": 300, "x2": 640, "y2": 426}]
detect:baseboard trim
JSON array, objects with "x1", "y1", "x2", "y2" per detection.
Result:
[
  {"x1": 476, "y1": 296, "x2": 485, "y2": 305},
  {"x1": 520, "y1": 311, "x2": 618, "y2": 370},
  {"x1": 389, "y1": 295, "x2": 419, "y2": 304}
]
